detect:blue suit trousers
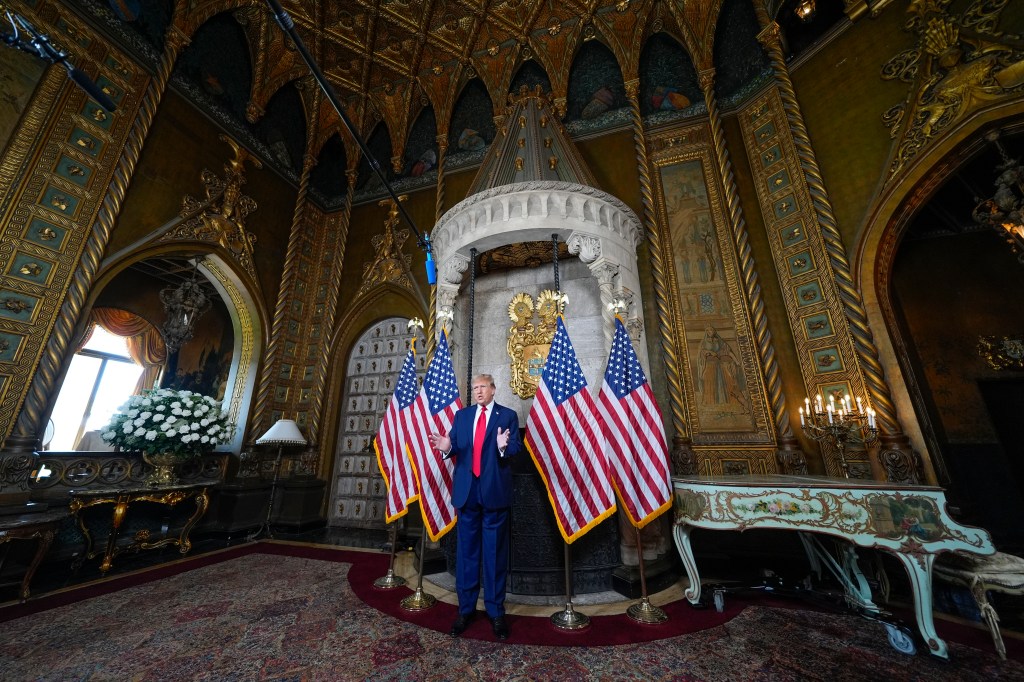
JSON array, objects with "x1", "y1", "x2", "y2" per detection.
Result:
[{"x1": 456, "y1": 475, "x2": 510, "y2": 618}]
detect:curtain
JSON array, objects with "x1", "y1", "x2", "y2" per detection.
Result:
[{"x1": 86, "y1": 308, "x2": 167, "y2": 393}]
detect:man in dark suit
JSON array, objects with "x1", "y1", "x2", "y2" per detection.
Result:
[{"x1": 429, "y1": 373, "x2": 521, "y2": 640}]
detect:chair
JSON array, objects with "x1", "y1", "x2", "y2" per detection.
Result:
[{"x1": 934, "y1": 550, "x2": 1024, "y2": 660}]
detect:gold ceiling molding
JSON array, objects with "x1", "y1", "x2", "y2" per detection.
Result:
[
  {"x1": 880, "y1": 0, "x2": 1024, "y2": 181},
  {"x1": 160, "y1": 136, "x2": 262, "y2": 286}
]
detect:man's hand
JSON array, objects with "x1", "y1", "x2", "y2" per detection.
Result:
[
  {"x1": 429, "y1": 432, "x2": 451, "y2": 453},
  {"x1": 496, "y1": 427, "x2": 510, "y2": 452}
]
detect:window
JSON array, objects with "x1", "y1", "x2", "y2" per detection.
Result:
[{"x1": 49, "y1": 326, "x2": 144, "y2": 451}]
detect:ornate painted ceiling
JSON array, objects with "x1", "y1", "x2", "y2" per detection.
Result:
[{"x1": 69, "y1": 0, "x2": 842, "y2": 203}]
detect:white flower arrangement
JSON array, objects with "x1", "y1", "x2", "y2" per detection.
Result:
[{"x1": 101, "y1": 388, "x2": 234, "y2": 459}]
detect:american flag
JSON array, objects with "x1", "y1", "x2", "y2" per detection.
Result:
[
  {"x1": 405, "y1": 330, "x2": 461, "y2": 540},
  {"x1": 597, "y1": 317, "x2": 672, "y2": 529},
  {"x1": 373, "y1": 348, "x2": 419, "y2": 521},
  {"x1": 525, "y1": 315, "x2": 616, "y2": 543}
]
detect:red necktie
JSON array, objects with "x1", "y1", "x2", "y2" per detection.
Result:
[{"x1": 473, "y1": 405, "x2": 487, "y2": 477}]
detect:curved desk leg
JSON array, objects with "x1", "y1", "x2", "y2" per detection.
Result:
[
  {"x1": 890, "y1": 551, "x2": 946, "y2": 659},
  {"x1": 178, "y1": 490, "x2": 209, "y2": 555},
  {"x1": 20, "y1": 529, "x2": 54, "y2": 602},
  {"x1": 672, "y1": 523, "x2": 702, "y2": 605}
]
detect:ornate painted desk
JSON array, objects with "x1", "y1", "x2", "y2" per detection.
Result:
[
  {"x1": 672, "y1": 475, "x2": 995, "y2": 659},
  {"x1": 68, "y1": 483, "x2": 209, "y2": 574}
]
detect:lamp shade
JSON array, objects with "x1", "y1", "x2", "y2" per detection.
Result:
[{"x1": 256, "y1": 419, "x2": 307, "y2": 446}]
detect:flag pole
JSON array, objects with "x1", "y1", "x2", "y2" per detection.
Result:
[
  {"x1": 551, "y1": 542, "x2": 590, "y2": 629},
  {"x1": 465, "y1": 247, "x2": 476, "y2": 396},
  {"x1": 552, "y1": 233, "x2": 559, "y2": 293},
  {"x1": 401, "y1": 525, "x2": 438, "y2": 610},
  {"x1": 373, "y1": 521, "x2": 407, "y2": 589},
  {"x1": 626, "y1": 526, "x2": 668, "y2": 624}
]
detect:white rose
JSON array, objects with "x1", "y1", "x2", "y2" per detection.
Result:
[
  {"x1": 139, "y1": 411, "x2": 152, "y2": 420},
  {"x1": 133, "y1": 427, "x2": 146, "y2": 437},
  {"x1": 165, "y1": 416, "x2": 177, "y2": 425},
  {"x1": 178, "y1": 425, "x2": 189, "y2": 435},
  {"x1": 201, "y1": 435, "x2": 210, "y2": 444},
  {"x1": 190, "y1": 423, "x2": 200, "y2": 431},
  {"x1": 141, "y1": 398, "x2": 152, "y2": 406},
  {"x1": 122, "y1": 423, "x2": 134, "y2": 434},
  {"x1": 145, "y1": 430, "x2": 157, "y2": 441},
  {"x1": 133, "y1": 417, "x2": 145, "y2": 427},
  {"x1": 127, "y1": 409, "x2": 139, "y2": 418},
  {"x1": 152, "y1": 413, "x2": 165, "y2": 422},
  {"x1": 181, "y1": 410, "x2": 192, "y2": 417},
  {"x1": 208, "y1": 425, "x2": 220, "y2": 434},
  {"x1": 155, "y1": 404, "x2": 165, "y2": 412},
  {"x1": 171, "y1": 402, "x2": 181, "y2": 409}
]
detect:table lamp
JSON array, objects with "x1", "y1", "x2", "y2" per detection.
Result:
[{"x1": 253, "y1": 418, "x2": 307, "y2": 539}]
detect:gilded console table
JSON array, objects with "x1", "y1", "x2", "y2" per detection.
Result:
[
  {"x1": 68, "y1": 483, "x2": 209, "y2": 574},
  {"x1": 672, "y1": 475, "x2": 995, "y2": 660},
  {"x1": 0, "y1": 509, "x2": 68, "y2": 601}
]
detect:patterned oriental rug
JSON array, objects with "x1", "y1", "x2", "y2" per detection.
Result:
[{"x1": 0, "y1": 543, "x2": 1020, "y2": 681}]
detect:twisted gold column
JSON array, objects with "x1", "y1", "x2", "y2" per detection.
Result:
[
  {"x1": 251, "y1": 153, "x2": 314, "y2": 437},
  {"x1": 426, "y1": 135, "x2": 448, "y2": 361},
  {"x1": 11, "y1": 27, "x2": 190, "y2": 445},
  {"x1": 697, "y1": 69, "x2": 793, "y2": 447},
  {"x1": 623, "y1": 79, "x2": 692, "y2": 466},
  {"x1": 307, "y1": 171, "x2": 356, "y2": 446},
  {"x1": 755, "y1": 20, "x2": 917, "y2": 480}
]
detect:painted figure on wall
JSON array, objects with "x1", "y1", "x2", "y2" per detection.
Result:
[{"x1": 697, "y1": 325, "x2": 746, "y2": 409}]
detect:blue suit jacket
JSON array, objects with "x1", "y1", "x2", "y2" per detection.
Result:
[{"x1": 445, "y1": 402, "x2": 521, "y2": 509}]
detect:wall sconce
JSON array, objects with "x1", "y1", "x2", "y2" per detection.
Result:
[
  {"x1": 973, "y1": 136, "x2": 1024, "y2": 264},
  {"x1": 794, "y1": 0, "x2": 816, "y2": 22},
  {"x1": 159, "y1": 259, "x2": 212, "y2": 353}
]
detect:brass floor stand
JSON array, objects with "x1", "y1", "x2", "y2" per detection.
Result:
[
  {"x1": 627, "y1": 527, "x2": 668, "y2": 624},
  {"x1": 551, "y1": 542, "x2": 589, "y2": 630},
  {"x1": 401, "y1": 527, "x2": 436, "y2": 611},
  {"x1": 373, "y1": 523, "x2": 406, "y2": 589}
]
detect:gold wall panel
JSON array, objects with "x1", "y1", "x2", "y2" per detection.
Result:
[
  {"x1": 739, "y1": 89, "x2": 870, "y2": 477},
  {"x1": 0, "y1": 1, "x2": 148, "y2": 442},
  {"x1": 647, "y1": 121, "x2": 775, "y2": 473}
]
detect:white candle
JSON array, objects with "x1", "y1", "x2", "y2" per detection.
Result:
[
  {"x1": 799, "y1": 407, "x2": 805, "y2": 425},
  {"x1": 827, "y1": 405, "x2": 833, "y2": 423}
]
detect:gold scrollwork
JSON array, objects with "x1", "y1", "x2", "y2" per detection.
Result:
[
  {"x1": 507, "y1": 290, "x2": 565, "y2": 399},
  {"x1": 978, "y1": 335, "x2": 1024, "y2": 371}
]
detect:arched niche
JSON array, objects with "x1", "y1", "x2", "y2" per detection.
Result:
[{"x1": 65, "y1": 247, "x2": 265, "y2": 455}]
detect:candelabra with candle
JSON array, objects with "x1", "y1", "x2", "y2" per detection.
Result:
[{"x1": 798, "y1": 393, "x2": 878, "y2": 478}]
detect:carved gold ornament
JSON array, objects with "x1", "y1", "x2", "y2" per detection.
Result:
[
  {"x1": 507, "y1": 290, "x2": 566, "y2": 399},
  {"x1": 18, "y1": 262, "x2": 42, "y2": 277},
  {"x1": 978, "y1": 335, "x2": 1024, "y2": 371},
  {"x1": 880, "y1": 2, "x2": 1024, "y2": 180}
]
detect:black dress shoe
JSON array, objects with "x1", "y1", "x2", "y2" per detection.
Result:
[
  {"x1": 450, "y1": 613, "x2": 473, "y2": 637},
  {"x1": 490, "y1": 615, "x2": 509, "y2": 640}
]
